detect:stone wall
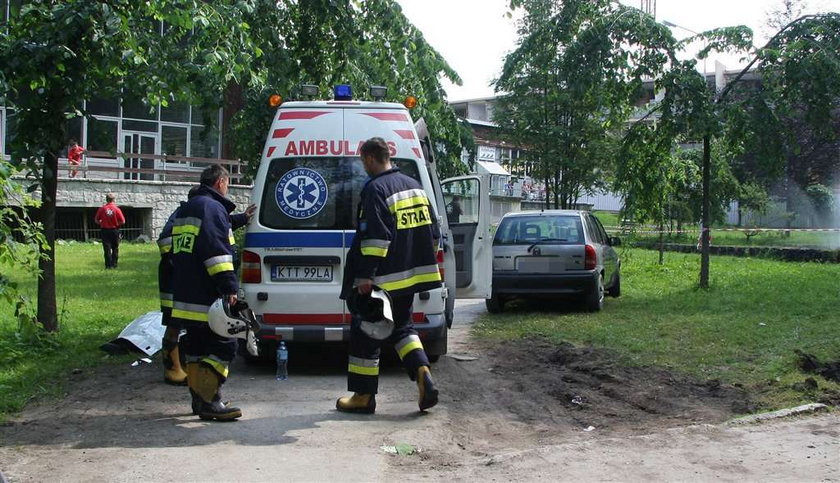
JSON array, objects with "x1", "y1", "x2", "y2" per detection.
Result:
[{"x1": 53, "y1": 178, "x2": 253, "y2": 238}]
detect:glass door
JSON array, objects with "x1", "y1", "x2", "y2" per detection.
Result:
[{"x1": 122, "y1": 132, "x2": 158, "y2": 180}]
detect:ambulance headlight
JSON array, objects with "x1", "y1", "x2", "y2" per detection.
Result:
[
  {"x1": 300, "y1": 84, "x2": 319, "y2": 97},
  {"x1": 334, "y1": 84, "x2": 353, "y2": 101},
  {"x1": 369, "y1": 85, "x2": 387, "y2": 100}
]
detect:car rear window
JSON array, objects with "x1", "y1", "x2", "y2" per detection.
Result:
[
  {"x1": 259, "y1": 157, "x2": 420, "y2": 230},
  {"x1": 494, "y1": 215, "x2": 584, "y2": 245}
]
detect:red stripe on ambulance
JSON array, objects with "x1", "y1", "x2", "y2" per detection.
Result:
[
  {"x1": 267, "y1": 146, "x2": 277, "y2": 157},
  {"x1": 262, "y1": 313, "x2": 351, "y2": 325},
  {"x1": 272, "y1": 128, "x2": 295, "y2": 139},
  {"x1": 413, "y1": 147, "x2": 422, "y2": 158},
  {"x1": 278, "y1": 111, "x2": 331, "y2": 120},
  {"x1": 394, "y1": 129, "x2": 416, "y2": 140},
  {"x1": 363, "y1": 112, "x2": 409, "y2": 121}
]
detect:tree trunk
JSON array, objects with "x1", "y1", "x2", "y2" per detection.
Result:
[
  {"x1": 38, "y1": 152, "x2": 59, "y2": 331},
  {"x1": 699, "y1": 135, "x2": 711, "y2": 288},
  {"x1": 658, "y1": 217, "x2": 665, "y2": 265}
]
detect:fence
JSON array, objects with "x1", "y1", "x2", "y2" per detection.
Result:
[{"x1": 62, "y1": 151, "x2": 249, "y2": 185}]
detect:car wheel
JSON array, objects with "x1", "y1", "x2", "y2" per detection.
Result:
[
  {"x1": 608, "y1": 272, "x2": 621, "y2": 298},
  {"x1": 586, "y1": 275, "x2": 605, "y2": 312},
  {"x1": 486, "y1": 294, "x2": 505, "y2": 313}
]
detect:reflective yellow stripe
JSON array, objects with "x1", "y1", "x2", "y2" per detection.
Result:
[
  {"x1": 207, "y1": 262, "x2": 235, "y2": 276},
  {"x1": 159, "y1": 245, "x2": 172, "y2": 254},
  {"x1": 389, "y1": 196, "x2": 429, "y2": 213},
  {"x1": 361, "y1": 246, "x2": 388, "y2": 257},
  {"x1": 160, "y1": 299, "x2": 173, "y2": 308},
  {"x1": 203, "y1": 358, "x2": 229, "y2": 378},
  {"x1": 173, "y1": 224, "x2": 200, "y2": 236},
  {"x1": 397, "y1": 340, "x2": 424, "y2": 359},
  {"x1": 348, "y1": 363, "x2": 380, "y2": 376},
  {"x1": 396, "y1": 205, "x2": 432, "y2": 229},
  {"x1": 229, "y1": 236, "x2": 236, "y2": 245},
  {"x1": 378, "y1": 271, "x2": 442, "y2": 292},
  {"x1": 171, "y1": 308, "x2": 209, "y2": 322}
]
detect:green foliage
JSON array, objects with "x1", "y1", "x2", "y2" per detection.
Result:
[
  {"x1": 474, "y1": 249, "x2": 840, "y2": 410},
  {"x1": 0, "y1": 161, "x2": 46, "y2": 333},
  {"x1": 495, "y1": 0, "x2": 678, "y2": 209},
  {"x1": 225, "y1": 0, "x2": 472, "y2": 178}
]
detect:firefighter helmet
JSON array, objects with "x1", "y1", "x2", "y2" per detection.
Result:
[
  {"x1": 349, "y1": 287, "x2": 394, "y2": 340},
  {"x1": 208, "y1": 299, "x2": 261, "y2": 342}
]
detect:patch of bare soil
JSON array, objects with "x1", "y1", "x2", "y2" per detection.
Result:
[{"x1": 442, "y1": 336, "x2": 752, "y2": 437}]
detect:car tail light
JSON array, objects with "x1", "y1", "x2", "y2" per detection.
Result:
[
  {"x1": 241, "y1": 250, "x2": 261, "y2": 283},
  {"x1": 436, "y1": 248, "x2": 445, "y2": 279},
  {"x1": 584, "y1": 244, "x2": 597, "y2": 270}
]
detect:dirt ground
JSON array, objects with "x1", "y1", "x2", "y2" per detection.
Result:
[{"x1": 1, "y1": 299, "x2": 838, "y2": 481}]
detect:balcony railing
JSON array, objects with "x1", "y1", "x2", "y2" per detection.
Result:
[{"x1": 60, "y1": 150, "x2": 249, "y2": 186}]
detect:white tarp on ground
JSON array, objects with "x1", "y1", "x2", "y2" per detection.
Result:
[{"x1": 111, "y1": 311, "x2": 165, "y2": 356}]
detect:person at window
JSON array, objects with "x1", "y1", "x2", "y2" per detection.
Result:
[
  {"x1": 68, "y1": 139, "x2": 85, "y2": 178},
  {"x1": 446, "y1": 195, "x2": 463, "y2": 224},
  {"x1": 94, "y1": 192, "x2": 125, "y2": 269}
]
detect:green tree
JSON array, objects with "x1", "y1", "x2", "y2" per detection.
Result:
[
  {"x1": 224, "y1": 0, "x2": 472, "y2": 178},
  {"x1": 626, "y1": 13, "x2": 840, "y2": 287},
  {"x1": 494, "y1": 0, "x2": 677, "y2": 208},
  {"x1": 0, "y1": 0, "x2": 260, "y2": 331}
]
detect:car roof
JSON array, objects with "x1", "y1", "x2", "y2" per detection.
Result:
[{"x1": 500, "y1": 210, "x2": 587, "y2": 219}]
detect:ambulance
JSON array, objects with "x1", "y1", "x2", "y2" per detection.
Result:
[{"x1": 240, "y1": 84, "x2": 492, "y2": 361}]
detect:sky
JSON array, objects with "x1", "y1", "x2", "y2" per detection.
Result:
[{"x1": 395, "y1": 0, "x2": 840, "y2": 101}]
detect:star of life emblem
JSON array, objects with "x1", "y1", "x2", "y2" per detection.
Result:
[{"x1": 275, "y1": 168, "x2": 328, "y2": 219}]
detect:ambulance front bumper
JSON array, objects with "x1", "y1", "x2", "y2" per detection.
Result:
[{"x1": 256, "y1": 313, "x2": 446, "y2": 343}]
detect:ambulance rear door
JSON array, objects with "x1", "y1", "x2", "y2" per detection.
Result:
[{"x1": 250, "y1": 103, "x2": 350, "y2": 334}]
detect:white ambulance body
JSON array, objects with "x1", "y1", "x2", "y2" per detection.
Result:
[{"x1": 241, "y1": 88, "x2": 491, "y2": 360}]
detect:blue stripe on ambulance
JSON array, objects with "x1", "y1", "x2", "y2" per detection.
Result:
[{"x1": 244, "y1": 232, "x2": 355, "y2": 248}]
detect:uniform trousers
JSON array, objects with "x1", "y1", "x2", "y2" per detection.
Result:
[
  {"x1": 100, "y1": 228, "x2": 121, "y2": 268},
  {"x1": 347, "y1": 293, "x2": 430, "y2": 394}
]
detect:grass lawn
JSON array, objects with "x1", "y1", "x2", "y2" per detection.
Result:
[
  {"x1": 474, "y1": 248, "x2": 840, "y2": 410},
  {"x1": 0, "y1": 242, "x2": 160, "y2": 419}
]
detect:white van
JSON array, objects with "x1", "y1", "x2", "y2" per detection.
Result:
[{"x1": 240, "y1": 85, "x2": 491, "y2": 361}]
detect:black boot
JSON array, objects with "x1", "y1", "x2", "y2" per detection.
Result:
[{"x1": 417, "y1": 366, "x2": 439, "y2": 411}]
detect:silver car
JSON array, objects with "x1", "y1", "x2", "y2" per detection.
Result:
[{"x1": 487, "y1": 210, "x2": 621, "y2": 313}]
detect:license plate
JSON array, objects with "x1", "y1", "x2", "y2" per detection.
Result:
[
  {"x1": 517, "y1": 257, "x2": 564, "y2": 273},
  {"x1": 271, "y1": 265, "x2": 333, "y2": 282}
]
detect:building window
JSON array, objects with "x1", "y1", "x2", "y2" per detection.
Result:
[
  {"x1": 88, "y1": 117, "x2": 118, "y2": 152},
  {"x1": 162, "y1": 125, "x2": 187, "y2": 157}
]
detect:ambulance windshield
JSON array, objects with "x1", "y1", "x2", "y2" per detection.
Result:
[{"x1": 259, "y1": 157, "x2": 421, "y2": 230}]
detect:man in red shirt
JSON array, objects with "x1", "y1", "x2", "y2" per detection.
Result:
[
  {"x1": 68, "y1": 140, "x2": 85, "y2": 178},
  {"x1": 95, "y1": 193, "x2": 126, "y2": 269}
]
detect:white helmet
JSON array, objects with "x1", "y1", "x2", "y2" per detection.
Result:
[
  {"x1": 208, "y1": 299, "x2": 262, "y2": 356},
  {"x1": 349, "y1": 287, "x2": 394, "y2": 340}
]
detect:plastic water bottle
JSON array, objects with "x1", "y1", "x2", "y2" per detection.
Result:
[{"x1": 275, "y1": 341, "x2": 289, "y2": 381}]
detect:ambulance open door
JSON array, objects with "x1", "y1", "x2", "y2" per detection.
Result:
[{"x1": 440, "y1": 175, "x2": 492, "y2": 299}]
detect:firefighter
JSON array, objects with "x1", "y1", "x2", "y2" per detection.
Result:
[
  {"x1": 158, "y1": 189, "x2": 254, "y2": 386},
  {"x1": 170, "y1": 165, "x2": 244, "y2": 421},
  {"x1": 336, "y1": 137, "x2": 442, "y2": 414}
]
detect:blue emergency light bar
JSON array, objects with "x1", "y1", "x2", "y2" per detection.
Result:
[{"x1": 334, "y1": 84, "x2": 353, "y2": 101}]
